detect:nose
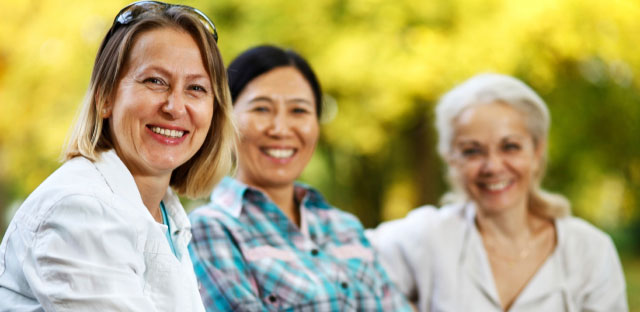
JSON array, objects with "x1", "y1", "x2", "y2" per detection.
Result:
[
  {"x1": 479, "y1": 151, "x2": 503, "y2": 175},
  {"x1": 161, "y1": 91, "x2": 187, "y2": 119},
  {"x1": 265, "y1": 109, "x2": 293, "y2": 138}
]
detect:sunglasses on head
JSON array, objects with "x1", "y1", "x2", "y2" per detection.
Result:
[{"x1": 106, "y1": 1, "x2": 218, "y2": 43}]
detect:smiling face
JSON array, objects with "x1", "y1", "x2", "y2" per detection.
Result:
[
  {"x1": 448, "y1": 102, "x2": 544, "y2": 215},
  {"x1": 233, "y1": 66, "x2": 319, "y2": 189},
  {"x1": 106, "y1": 27, "x2": 213, "y2": 180}
]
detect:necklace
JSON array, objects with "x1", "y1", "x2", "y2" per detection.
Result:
[{"x1": 482, "y1": 234, "x2": 535, "y2": 267}]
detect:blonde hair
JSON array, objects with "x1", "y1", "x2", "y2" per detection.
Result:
[
  {"x1": 435, "y1": 73, "x2": 570, "y2": 218},
  {"x1": 64, "y1": 7, "x2": 235, "y2": 198}
]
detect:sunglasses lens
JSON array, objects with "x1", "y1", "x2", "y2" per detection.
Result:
[
  {"x1": 112, "y1": 1, "x2": 218, "y2": 42},
  {"x1": 190, "y1": 8, "x2": 219, "y2": 42},
  {"x1": 115, "y1": 1, "x2": 162, "y2": 25}
]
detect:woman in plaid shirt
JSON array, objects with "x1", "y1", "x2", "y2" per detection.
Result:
[{"x1": 188, "y1": 45, "x2": 412, "y2": 312}]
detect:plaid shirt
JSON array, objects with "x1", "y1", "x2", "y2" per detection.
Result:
[{"x1": 188, "y1": 177, "x2": 412, "y2": 312}]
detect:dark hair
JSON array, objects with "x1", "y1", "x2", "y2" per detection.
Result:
[{"x1": 227, "y1": 45, "x2": 323, "y2": 118}]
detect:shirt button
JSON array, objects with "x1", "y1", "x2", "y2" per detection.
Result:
[
  {"x1": 341, "y1": 282, "x2": 349, "y2": 289},
  {"x1": 311, "y1": 249, "x2": 319, "y2": 256},
  {"x1": 268, "y1": 294, "x2": 277, "y2": 303}
]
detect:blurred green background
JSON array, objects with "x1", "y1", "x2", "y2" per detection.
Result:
[{"x1": 1, "y1": 0, "x2": 638, "y2": 308}]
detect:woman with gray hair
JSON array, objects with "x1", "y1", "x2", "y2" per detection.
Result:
[{"x1": 368, "y1": 73, "x2": 627, "y2": 311}]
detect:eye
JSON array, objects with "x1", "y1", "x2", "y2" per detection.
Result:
[
  {"x1": 252, "y1": 106, "x2": 270, "y2": 113},
  {"x1": 142, "y1": 77, "x2": 169, "y2": 91},
  {"x1": 461, "y1": 147, "x2": 482, "y2": 157},
  {"x1": 188, "y1": 84, "x2": 208, "y2": 93},
  {"x1": 143, "y1": 77, "x2": 165, "y2": 85},
  {"x1": 292, "y1": 107, "x2": 310, "y2": 114},
  {"x1": 503, "y1": 142, "x2": 521, "y2": 152}
]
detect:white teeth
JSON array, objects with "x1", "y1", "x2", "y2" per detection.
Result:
[
  {"x1": 485, "y1": 181, "x2": 510, "y2": 191},
  {"x1": 151, "y1": 126, "x2": 184, "y2": 138},
  {"x1": 264, "y1": 148, "x2": 294, "y2": 158}
]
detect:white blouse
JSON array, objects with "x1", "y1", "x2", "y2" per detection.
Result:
[
  {"x1": 0, "y1": 150, "x2": 205, "y2": 312},
  {"x1": 367, "y1": 203, "x2": 628, "y2": 312}
]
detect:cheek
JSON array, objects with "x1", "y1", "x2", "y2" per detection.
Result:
[
  {"x1": 237, "y1": 121, "x2": 261, "y2": 143},
  {"x1": 509, "y1": 155, "x2": 538, "y2": 177},
  {"x1": 110, "y1": 111, "x2": 136, "y2": 139},
  {"x1": 194, "y1": 103, "x2": 214, "y2": 129},
  {"x1": 299, "y1": 120, "x2": 319, "y2": 145},
  {"x1": 236, "y1": 114, "x2": 270, "y2": 142},
  {"x1": 453, "y1": 161, "x2": 480, "y2": 183},
  {"x1": 448, "y1": 163, "x2": 474, "y2": 191}
]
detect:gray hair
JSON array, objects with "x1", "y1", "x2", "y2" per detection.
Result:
[{"x1": 435, "y1": 73, "x2": 570, "y2": 218}]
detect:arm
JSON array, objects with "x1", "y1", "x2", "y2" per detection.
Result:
[
  {"x1": 188, "y1": 212, "x2": 267, "y2": 312},
  {"x1": 368, "y1": 241, "x2": 417, "y2": 311},
  {"x1": 581, "y1": 235, "x2": 628, "y2": 312},
  {"x1": 366, "y1": 225, "x2": 417, "y2": 299},
  {"x1": 366, "y1": 207, "x2": 438, "y2": 311},
  {"x1": 366, "y1": 217, "x2": 423, "y2": 300},
  {"x1": 23, "y1": 195, "x2": 157, "y2": 311}
]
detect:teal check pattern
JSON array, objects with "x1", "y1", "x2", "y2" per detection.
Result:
[{"x1": 188, "y1": 177, "x2": 412, "y2": 311}]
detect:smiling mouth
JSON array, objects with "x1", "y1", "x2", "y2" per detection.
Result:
[
  {"x1": 480, "y1": 180, "x2": 513, "y2": 192},
  {"x1": 261, "y1": 147, "x2": 296, "y2": 159},
  {"x1": 148, "y1": 126, "x2": 186, "y2": 138}
]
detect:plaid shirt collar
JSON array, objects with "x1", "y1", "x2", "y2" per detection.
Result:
[{"x1": 211, "y1": 176, "x2": 331, "y2": 219}]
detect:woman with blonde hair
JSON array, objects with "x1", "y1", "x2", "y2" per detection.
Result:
[
  {"x1": 368, "y1": 73, "x2": 627, "y2": 311},
  {"x1": 0, "y1": 2, "x2": 234, "y2": 310}
]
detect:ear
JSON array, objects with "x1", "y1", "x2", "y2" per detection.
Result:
[
  {"x1": 534, "y1": 139, "x2": 546, "y2": 160},
  {"x1": 533, "y1": 139, "x2": 546, "y2": 173},
  {"x1": 101, "y1": 107, "x2": 112, "y2": 118},
  {"x1": 101, "y1": 101, "x2": 113, "y2": 119},
  {"x1": 95, "y1": 91, "x2": 112, "y2": 119},
  {"x1": 444, "y1": 151, "x2": 457, "y2": 167}
]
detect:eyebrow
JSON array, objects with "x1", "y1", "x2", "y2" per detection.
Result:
[
  {"x1": 456, "y1": 140, "x2": 481, "y2": 146},
  {"x1": 288, "y1": 98, "x2": 314, "y2": 106},
  {"x1": 248, "y1": 96, "x2": 273, "y2": 104},
  {"x1": 248, "y1": 96, "x2": 314, "y2": 106},
  {"x1": 186, "y1": 73, "x2": 209, "y2": 81},
  {"x1": 501, "y1": 134, "x2": 527, "y2": 141},
  {"x1": 139, "y1": 65, "x2": 209, "y2": 81}
]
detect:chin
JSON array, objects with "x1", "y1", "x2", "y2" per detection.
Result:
[
  {"x1": 148, "y1": 156, "x2": 187, "y2": 172},
  {"x1": 265, "y1": 177, "x2": 297, "y2": 188},
  {"x1": 474, "y1": 196, "x2": 522, "y2": 213},
  {"x1": 257, "y1": 172, "x2": 299, "y2": 188}
]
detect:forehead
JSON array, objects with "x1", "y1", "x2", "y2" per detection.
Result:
[
  {"x1": 242, "y1": 66, "x2": 314, "y2": 100},
  {"x1": 125, "y1": 27, "x2": 205, "y2": 71},
  {"x1": 454, "y1": 102, "x2": 530, "y2": 142}
]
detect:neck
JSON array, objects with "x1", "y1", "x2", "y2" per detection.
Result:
[
  {"x1": 255, "y1": 182, "x2": 300, "y2": 227},
  {"x1": 132, "y1": 173, "x2": 171, "y2": 223},
  {"x1": 475, "y1": 200, "x2": 531, "y2": 242}
]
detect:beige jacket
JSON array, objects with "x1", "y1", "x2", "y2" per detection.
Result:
[{"x1": 367, "y1": 203, "x2": 628, "y2": 312}]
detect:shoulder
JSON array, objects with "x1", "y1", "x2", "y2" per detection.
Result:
[
  {"x1": 32, "y1": 157, "x2": 104, "y2": 197},
  {"x1": 37, "y1": 194, "x2": 133, "y2": 235},
  {"x1": 370, "y1": 203, "x2": 467, "y2": 241},
  {"x1": 557, "y1": 216, "x2": 615, "y2": 252},
  {"x1": 555, "y1": 216, "x2": 623, "y2": 277},
  {"x1": 555, "y1": 217, "x2": 627, "y2": 309},
  {"x1": 320, "y1": 205, "x2": 365, "y2": 231},
  {"x1": 294, "y1": 183, "x2": 365, "y2": 232},
  {"x1": 12, "y1": 157, "x2": 114, "y2": 231},
  {"x1": 556, "y1": 217, "x2": 619, "y2": 262},
  {"x1": 188, "y1": 202, "x2": 243, "y2": 238},
  {"x1": 189, "y1": 201, "x2": 236, "y2": 222}
]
